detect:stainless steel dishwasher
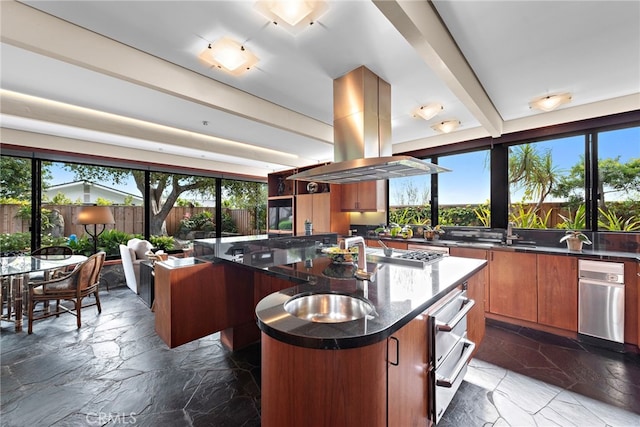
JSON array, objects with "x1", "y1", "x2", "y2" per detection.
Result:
[{"x1": 578, "y1": 259, "x2": 625, "y2": 350}]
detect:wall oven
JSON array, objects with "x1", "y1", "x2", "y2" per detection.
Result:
[{"x1": 428, "y1": 285, "x2": 476, "y2": 424}]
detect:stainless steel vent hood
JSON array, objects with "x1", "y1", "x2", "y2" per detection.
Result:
[{"x1": 288, "y1": 66, "x2": 450, "y2": 183}]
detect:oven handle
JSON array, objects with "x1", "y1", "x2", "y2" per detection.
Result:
[
  {"x1": 436, "y1": 339, "x2": 475, "y2": 388},
  {"x1": 435, "y1": 298, "x2": 475, "y2": 332}
]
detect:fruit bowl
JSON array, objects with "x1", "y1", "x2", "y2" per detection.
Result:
[{"x1": 322, "y1": 247, "x2": 359, "y2": 264}]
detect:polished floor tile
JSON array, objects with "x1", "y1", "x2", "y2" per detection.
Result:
[{"x1": 2, "y1": 287, "x2": 639, "y2": 426}]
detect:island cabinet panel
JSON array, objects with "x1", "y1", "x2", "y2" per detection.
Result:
[
  {"x1": 340, "y1": 180, "x2": 386, "y2": 212},
  {"x1": 253, "y1": 271, "x2": 295, "y2": 305},
  {"x1": 155, "y1": 261, "x2": 226, "y2": 348},
  {"x1": 261, "y1": 333, "x2": 388, "y2": 427},
  {"x1": 624, "y1": 261, "x2": 638, "y2": 346},
  {"x1": 450, "y1": 247, "x2": 489, "y2": 313},
  {"x1": 537, "y1": 255, "x2": 578, "y2": 332},
  {"x1": 387, "y1": 313, "x2": 430, "y2": 426},
  {"x1": 489, "y1": 251, "x2": 537, "y2": 323}
]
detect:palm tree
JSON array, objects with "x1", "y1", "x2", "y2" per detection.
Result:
[{"x1": 509, "y1": 144, "x2": 559, "y2": 214}]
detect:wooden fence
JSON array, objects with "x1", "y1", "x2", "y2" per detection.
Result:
[{"x1": 0, "y1": 204, "x2": 258, "y2": 237}]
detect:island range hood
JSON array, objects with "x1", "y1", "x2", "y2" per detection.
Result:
[{"x1": 288, "y1": 66, "x2": 450, "y2": 184}]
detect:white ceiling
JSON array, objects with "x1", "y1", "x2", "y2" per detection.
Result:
[{"x1": 1, "y1": 0, "x2": 639, "y2": 179}]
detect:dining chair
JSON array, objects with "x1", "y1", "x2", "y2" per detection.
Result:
[
  {"x1": 27, "y1": 251, "x2": 105, "y2": 334},
  {"x1": 29, "y1": 246, "x2": 75, "y2": 282}
]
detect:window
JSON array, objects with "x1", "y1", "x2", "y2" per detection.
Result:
[
  {"x1": 509, "y1": 135, "x2": 584, "y2": 229},
  {"x1": 221, "y1": 179, "x2": 267, "y2": 236},
  {"x1": 438, "y1": 150, "x2": 490, "y2": 227},
  {"x1": 388, "y1": 174, "x2": 431, "y2": 226},
  {"x1": 596, "y1": 127, "x2": 640, "y2": 231},
  {"x1": 0, "y1": 155, "x2": 32, "y2": 254}
]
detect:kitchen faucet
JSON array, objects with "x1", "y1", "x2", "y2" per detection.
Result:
[
  {"x1": 342, "y1": 236, "x2": 367, "y2": 272},
  {"x1": 505, "y1": 222, "x2": 519, "y2": 245}
]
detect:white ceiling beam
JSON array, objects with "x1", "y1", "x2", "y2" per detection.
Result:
[
  {"x1": 0, "y1": 1, "x2": 333, "y2": 145},
  {"x1": 374, "y1": 0, "x2": 503, "y2": 138},
  {"x1": 0, "y1": 127, "x2": 272, "y2": 178},
  {"x1": 0, "y1": 90, "x2": 317, "y2": 169}
]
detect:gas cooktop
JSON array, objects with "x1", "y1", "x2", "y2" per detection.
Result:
[{"x1": 366, "y1": 248, "x2": 446, "y2": 267}]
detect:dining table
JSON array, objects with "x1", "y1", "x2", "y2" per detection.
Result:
[{"x1": 1, "y1": 254, "x2": 88, "y2": 332}]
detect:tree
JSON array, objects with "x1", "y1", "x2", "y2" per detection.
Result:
[
  {"x1": 509, "y1": 144, "x2": 559, "y2": 211},
  {"x1": 222, "y1": 180, "x2": 267, "y2": 232},
  {"x1": 553, "y1": 156, "x2": 640, "y2": 209},
  {"x1": 64, "y1": 164, "x2": 218, "y2": 235},
  {"x1": 0, "y1": 157, "x2": 52, "y2": 199}
]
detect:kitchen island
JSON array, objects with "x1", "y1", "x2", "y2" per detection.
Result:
[{"x1": 191, "y1": 234, "x2": 487, "y2": 426}]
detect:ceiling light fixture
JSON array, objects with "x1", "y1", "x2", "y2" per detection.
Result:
[
  {"x1": 254, "y1": 1, "x2": 328, "y2": 34},
  {"x1": 413, "y1": 103, "x2": 443, "y2": 121},
  {"x1": 431, "y1": 120, "x2": 460, "y2": 134},
  {"x1": 529, "y1": 92, "x2": 572, "y2": 112},
  {"x1": 198, "y1": 37, "x2": 258, "y2": 75}
]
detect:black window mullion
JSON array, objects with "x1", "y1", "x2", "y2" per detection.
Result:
[
  {"x1": 31, "y1": 158, "x2": 42, "y2": 251},
  {"x1": 588, "y1": 132, "x2": 599, "y2": 231},
  {"x1": 431, "y1": 156, "x2": 439, "y2": 226}
]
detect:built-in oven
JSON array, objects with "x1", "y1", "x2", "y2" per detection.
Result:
[{"x1": 428, "y1": 286, "x2": 476, "y2": 424}]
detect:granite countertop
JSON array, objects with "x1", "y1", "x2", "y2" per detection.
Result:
[
  {"x1": 193, "y1": 234, "x2": 486, "y2": 350},
  {"x1": 375, "y1": 236, "x2": 640, "y2": 262}
]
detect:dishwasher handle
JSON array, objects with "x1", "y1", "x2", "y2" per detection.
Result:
[
  {"x1": 436, "y1": 339, "x2": 475, "y2": 387},
  {"x1": 436, "y1": 298, "x2": 475, "y2": 332}
]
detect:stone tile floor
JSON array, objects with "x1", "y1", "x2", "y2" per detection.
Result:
[{"x1": 1, "y1": 286, "x2": 639, "y2": 426}]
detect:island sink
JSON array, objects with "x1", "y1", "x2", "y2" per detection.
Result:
[{"x1": 284, "y1": 292, "x2": 375, "y2": 323}]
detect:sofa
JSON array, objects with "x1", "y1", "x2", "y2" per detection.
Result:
[{"x1": 119, "y1": 238, "x2": 153, "y2": 293}]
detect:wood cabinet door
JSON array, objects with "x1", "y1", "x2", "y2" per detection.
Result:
[
  {"x1": 537, "y1": 254, "x2": 578, "y2": 331},
  {"x1": 340, "y1": 183, "x2": 359, "y2": 210},
  {"x1": 489, "y1": 251, "x2": 537, "y2": 322},
  {"x1": 387, "y1": 314, "x2": 430, "y2": 426},
  {"x1": 294, "y1": 194, "x2": 313, "y2": 235},
  {"x1": 312, "y1": 192, "x2": 331, "y2": 233}
]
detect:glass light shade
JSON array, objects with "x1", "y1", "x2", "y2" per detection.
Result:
[
  {"x1": 77, "y1": 206, "x2": 115, "y2": 225},
  {"x1": 199, "y1": 37, "x2": 259, "y2": 75},
  {"x1": 529, "y1": 93, "x2": 572, "y2": 112},
  {"x1": 254, "y1": 1, "x2": 328, "y2": 34},
  {"x1": 414, "y1": 103, "x2": 443, "y2": 121},
  {"x1": 431, "y1": 120, "x2": 460, "y2": 134}
]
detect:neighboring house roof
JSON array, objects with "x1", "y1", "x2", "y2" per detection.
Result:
[{"x1": 45, "y1": 180, "x2": 143, "y2": 204}]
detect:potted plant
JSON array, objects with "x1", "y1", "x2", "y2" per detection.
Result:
[
  {"x1": 423, "y1": 225, "x2": 444, "y2": 241},
  {"x1": 559, "y1": 230, "x2": 592, "y2": 251}
]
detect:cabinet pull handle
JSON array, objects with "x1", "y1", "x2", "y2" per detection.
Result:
[
  {"x1": 436, "y1": 298, "x2": 475, "y2": 332},
  {"x1": 389, "y1": 336, "x2": 399, "y2": 366},
  {"x1": 436, "y1": 339, "x2": 475, "y2": 387}
]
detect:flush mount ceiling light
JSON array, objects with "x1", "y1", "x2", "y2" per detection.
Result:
[
  {"x1": 413, "y1": 103, "x2": 443, "y2": 121},
  {"x1": 198, "y1": 37, "x2": 259, "y2": 76},
  {"x1": 431, "y1": 120, "x2": 460, "y2": 134},
  {"x1": 254, "y1": 0, "x2": 328, "y2": 34},
  {"x1": 529, "y1": 92, "x2": 572, "y2": 112}
]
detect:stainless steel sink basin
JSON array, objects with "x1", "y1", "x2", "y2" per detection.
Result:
[{"x1": 284, "y1": 293, "x2": 374, "y2": 323}]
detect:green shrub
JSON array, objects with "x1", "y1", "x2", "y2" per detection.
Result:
[
  {"x1": 150, "y1": 235, "x2": 175, "y2": 251},
  {"x1": 278, "y1": 219, "x2": 292, "y2": 230},
  {"x1": 0, "y1": 232, "x2": 31, "y2": 253}
]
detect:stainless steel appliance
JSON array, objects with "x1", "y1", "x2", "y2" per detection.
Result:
[
  {"x1": 428, "y1": 287, "x2": 476, "y2": 424},
  {"x1": 578, "y1": 259, "x2": 625, "y2": 349},
  {"x1": 366, "y1": 247, "x2": 446, "y2": 267}
]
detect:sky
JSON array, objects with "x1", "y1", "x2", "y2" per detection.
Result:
[{"x1": 48, "y1": 126, "x2": 638, "y2": 206}]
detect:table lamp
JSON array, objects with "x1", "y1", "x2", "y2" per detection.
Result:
[{"x1": 77, "y1": 206, "x2": 115, "y2": 254}]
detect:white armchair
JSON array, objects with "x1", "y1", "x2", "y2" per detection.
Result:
[{"x1": 119, "y1": 238, "x2": 153, "y2": 293}]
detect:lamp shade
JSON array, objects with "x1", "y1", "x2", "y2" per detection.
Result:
[
  {"x1": 77, "y1": 206, "x2": 115, "y2": 225},
  {"x1": 431, "y1": 120, "x2": 460, "y2": 134}
]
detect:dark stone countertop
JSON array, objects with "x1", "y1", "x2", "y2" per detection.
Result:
[{"x1": 193, "y1": 234, "x2": 487, "y2": 350}]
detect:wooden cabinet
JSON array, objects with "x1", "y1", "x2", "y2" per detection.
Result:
[
  {"x1": 340, "y1": 180, "x2": 386, "y2": 212},
  {"x1": 489, "y1": 251, "x2": 537, "y2": 323},
  {"x1": 537, "y1": 255, "x2": 577, "y2": 331},
  {"x1": 450, "y1": 247, "x2": 489, "y2": 313},
  {"x1": 261, "y1": 333, "x2": 388, "y2": 427},
  {"x1": 294, "y1": 191, "x2": 349, "y2": 235},
  {"x1": 367, "y1": 239, "x2": 408, "y2": 250},
  {"x1": 387, "y1": 313, "x2": 430, "y2": 426},
  {"x1": 155, "y1": 260, "x2": 225, "y2": 348},
  {"x1": 448, "y1": 248, "x2": 487, "y2": 356}
]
